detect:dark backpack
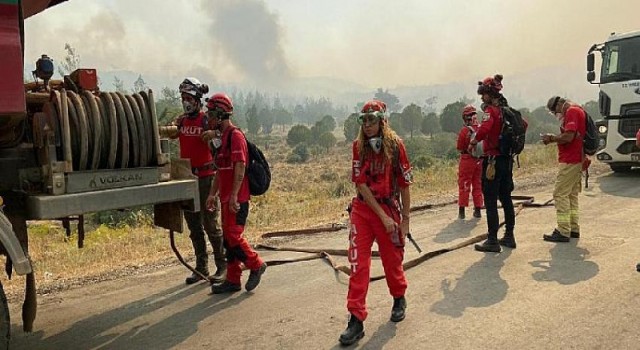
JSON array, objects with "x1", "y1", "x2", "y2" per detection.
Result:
[
  {"x1": 227, "y1": 128, "x2": 271, "y2": 196},
  {"x1": 582, "y1": 110, "x2": 599, "y2": 156},
  {"x1": 499, "y1": 107, "x2": 527, "y2": 156}
]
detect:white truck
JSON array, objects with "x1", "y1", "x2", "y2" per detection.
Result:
[{"x1": 587, "y1": 30, "x2": 640, "y2": 172}]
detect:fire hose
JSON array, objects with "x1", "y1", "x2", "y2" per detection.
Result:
[
  {"x1": 42, "y1": 89, "x2": 161, "y2": 171},
  {"x1": 170, "y1": 195, "x2": 554, "y2": 284}
]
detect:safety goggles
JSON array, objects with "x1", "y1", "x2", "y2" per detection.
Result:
[
  {"x1": 206, "y1": 108, "x2": 224, "y2": 119},
  {"x1": 357, "y1": 111, "x2": 384, "y2": 126}
]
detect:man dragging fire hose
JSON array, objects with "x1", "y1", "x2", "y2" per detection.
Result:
[
  {"x1": 456, "y1": 105, "x2": 484, "y2": 220},
  {"x1": 338, "y1": 99, "x2": 413, "y2": 346}
]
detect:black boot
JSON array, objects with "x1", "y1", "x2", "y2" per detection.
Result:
[
  {"x1": 390, "y1": 296, "x2": 406, "y2": 322},
  {"x1": 339, "y1": 314, "x2": 364, "y2": 346},
  {"x1": 209, "y1": 260, "x2": 227, "y2": 284},
  {"x1": 498, "y1": 232, "x2": 516, "y2": 249},
  {"x1": 473, "y1": 207, "x2": 482, "y2": 218},
  {"x1": 211, "y1": 280, "x2": 241, "y2": 294},
  {"x1": 458, "y1": 207, "x2": 465, "y2": 220},
  {"x1": 185, "y1": 270, "x2": 209, "y2": 285},
  {"x1": 245, "y1": 262, "x2": 267, "y2": 292},
  {"x1": 474, "y1": 238, "x2": 501, "y2": 253}
]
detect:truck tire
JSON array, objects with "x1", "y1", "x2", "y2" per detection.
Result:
[
  {"x1": 0, "y1": 282, "x2": 9, "y2": 350},
  {"x1": 610, "y1": 165, "x2": 632, "y2": 173}
]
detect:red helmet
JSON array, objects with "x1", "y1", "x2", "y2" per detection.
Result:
[
  {"x1": 359, "y1": 100, "x2": 387, "y2": 125},
  {"x1": 477, "y1": 74, "x2": 503, "y2": 95},
  {"x1": 179, "y1": 77, "x2": 209, "y2": 100},
  {"x1": 206, "y1": 93, "x2": 234, "y2": 119},
  {"x1": 361, "y1": 99, "x2": 387, "y2": 114},
  {"x1": 462, "y1": 104, "x2": 477, "y2": 117}
]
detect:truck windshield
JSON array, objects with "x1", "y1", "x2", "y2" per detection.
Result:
[{"x1": 601, "y1": 35, "x2": 640, "y2": 83}]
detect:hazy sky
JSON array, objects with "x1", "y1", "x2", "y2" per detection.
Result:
[{"x1": 23, "y1": 0, "x2": 640, "y2": 92}]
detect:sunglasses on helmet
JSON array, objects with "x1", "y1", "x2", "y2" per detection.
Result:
[{"x1": 357, "y1": 111, "x2": 384, "y2": 125}]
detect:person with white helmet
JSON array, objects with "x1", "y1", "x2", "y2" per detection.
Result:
[
  {"x1": 204, "y1": 93, "x2": 267, "y2": 294},
  {"x1": 170, "y1": 78, "x2": 226, "y2": 285},
  {"x1": 456, "y1": 105, "x2": 484, "y2": 220},
  {"x1": 338, "y1": 99, "x2": 413, "y2": 346}
]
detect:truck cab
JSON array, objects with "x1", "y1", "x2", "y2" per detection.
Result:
[{"x1": 587, "y1": 30, "x2": 640, "y2": 172}]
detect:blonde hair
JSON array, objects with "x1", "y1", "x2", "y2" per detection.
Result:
[{"x1": 356, "y1": 120, "x2": 401, "y2": 164}]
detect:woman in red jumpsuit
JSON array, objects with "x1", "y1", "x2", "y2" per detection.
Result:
[
  {"x1": 339, "y1": 99, "x2": 413, "y2": 346},
  {"x1": 456, "y1": 105, "x2": 484, "y2": 220}
]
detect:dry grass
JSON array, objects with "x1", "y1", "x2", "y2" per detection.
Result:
[{"x1": 2, "y1": 139, "x2": 562, "y2": 297}]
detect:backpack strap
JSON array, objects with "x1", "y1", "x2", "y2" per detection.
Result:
[{"x1": 391, "y1": 141, "x2": 401, "y2": 202}]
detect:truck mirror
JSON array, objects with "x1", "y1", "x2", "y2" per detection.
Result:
[
  {"x1": 587, "y1": 53, "x2": 595, "y2": 72},
  {"x1": 587, "y1": 71, "x2": 596, "y2": 83}
]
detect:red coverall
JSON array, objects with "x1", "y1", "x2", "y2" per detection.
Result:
[
  {"x1": 215, "y1": 126, "x2": 264, "y2": 285},
  {"x1": 456, "y1": 125, "x2": 483, "y2": 208},
  {"x1": 347, "y1": 140, "x2": 412, "y2": 321}
]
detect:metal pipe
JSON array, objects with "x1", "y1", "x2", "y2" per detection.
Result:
[
  {"x1": 147, "y1": 90, "x2": 165, "y2": 165},
  {"x1": 59, "y1": 89, "x2": 72, "y2": 172}
]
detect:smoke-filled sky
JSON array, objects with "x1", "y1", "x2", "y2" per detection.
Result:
[{"x1": 23, "y1": 0, "x2": 640, "y2": 99}]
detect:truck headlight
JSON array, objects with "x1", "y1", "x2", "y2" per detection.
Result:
[{"x1": 598, "y1": 125, "x2": 607, "y2": 134}]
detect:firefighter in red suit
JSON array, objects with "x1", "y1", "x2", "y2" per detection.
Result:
[
  {"x1": 204, "y1": 93, "x2": 267, "y2": 294},
  {"x1": 469, "y1": 74, "x2": 520, "y2": 253},
  {"x1": 339, "y1": 100, "x2": 413, "y2": 346},
  {"x1": 456, "y1": 105, "x2": 484, "y2": 220},
  {"x1": 169, "y1": 78, "x2": 226, "y2": 285}
]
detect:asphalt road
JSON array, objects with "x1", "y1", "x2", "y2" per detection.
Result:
[{"x1": 10, "y1": 170, "x2": 640, "y2": 350}]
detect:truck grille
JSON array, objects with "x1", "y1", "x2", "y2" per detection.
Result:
[{"x1": 618, "y1": 118, "x2": 640, "y2": 138}]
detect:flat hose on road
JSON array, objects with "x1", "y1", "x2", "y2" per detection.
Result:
[{"x1": 254, "y1": 195, "x2": 553, "y2": 282}]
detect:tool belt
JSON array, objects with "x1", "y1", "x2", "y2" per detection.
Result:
[{"x1": 192, "y1": 163, "x2": 215, "y2": 175}]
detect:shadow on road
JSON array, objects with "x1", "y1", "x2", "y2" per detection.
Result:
[
  {"x1": 433, "y1": 218, "x2": 479, "y2": 244},
  {"x1": 530, "y1": 240, "x2": 599, "y2": 285},
  {"x1": 328, "y1": 321, "x2": 397, "y2": 350},
  {"x1": 597, "y1": 170, "x2": 640, "y2": 198},
  {"x1": 430, "y1": 249, "x2": 512, "y2": 318},
  {"x1": 11, "y1": 282, "x2": 250, "y2": 350}
]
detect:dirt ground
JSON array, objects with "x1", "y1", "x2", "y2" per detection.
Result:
[{"x1": 8, "y1": 167, "x2": 640, "y2": 350}]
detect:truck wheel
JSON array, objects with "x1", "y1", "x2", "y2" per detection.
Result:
[
  {"x1": 0, "y1": 282, "x2": 9, "y2": 350},
  {"x1": 610, "y1": 165, "x2": 632, "y2": 173}
]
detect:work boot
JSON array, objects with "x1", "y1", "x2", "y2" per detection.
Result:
[
  {"x1": 209, "y1": 260, "x2": 227, "y2": 284},
  {"x1": 185, "y1": 271, "x2": 209, "y2": 285},
  {"x1": 637, "y1": 263, "x2": 640, "y2": 273},
  {"x1": 570, "y1": 231, "x2": 580, "y2": 239},
  {"x1": 211, "y1": 280, "x2": 241, "y2": 294},
  {"x1": 473, "y1": 207, "x2": 482, "y2": 218},
  {"x1": 498, "y1": 232, "x2": 517, "y2": 249},
  {"x1": 543, "y1": 229, "x2": 570, "y2": 243},
  {"x1": 474, "y1": 238, "x2": 501, "y2": 253},
  {"x1": 245, "y1": 262, "x2": 267, "y2": 292},
  {"x1": 390, "y1": 296, "x2": 407, "y2": 322},
  {"x1": 458, "y1": 207, "x2": 465, "y2": 220},
  {"x1": 339, "y1": 314, "x2": 364, "y2": 346}
]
